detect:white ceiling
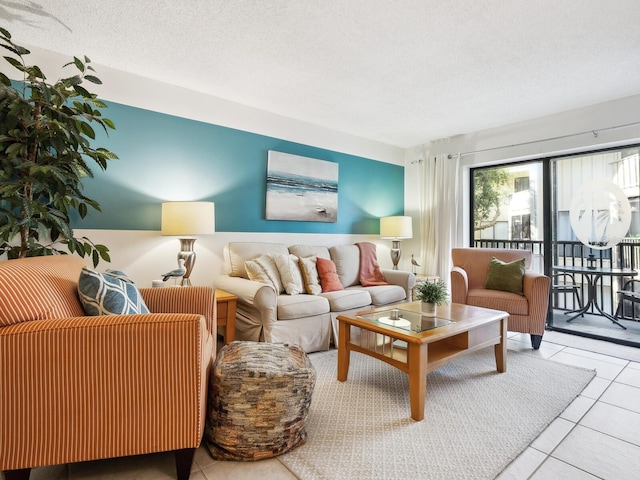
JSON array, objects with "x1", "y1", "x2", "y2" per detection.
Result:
[{"x1": 3, "y1": 0, "x2": 640, "y2": 148}]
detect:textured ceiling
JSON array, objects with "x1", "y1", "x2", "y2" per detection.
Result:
[{"x1": 2, "y1": 0, "x2": 640, "y2": 148}]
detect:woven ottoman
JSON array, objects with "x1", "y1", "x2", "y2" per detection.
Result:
[{"x1": 205, "y1": 341, "x2": 316, "y2": 461}]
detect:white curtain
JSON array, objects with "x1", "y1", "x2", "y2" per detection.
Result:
[{"x1": 419, "y1": 151, "x2": 463, "y2": 280}]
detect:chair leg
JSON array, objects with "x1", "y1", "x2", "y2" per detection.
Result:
[
  {"x1": 3, "y1": 468, "x2": 31, "y2": 480},
  {"x1": 531, "y1": 334, "x2": 543, "y2": 350},
  {"x1": 175, "y1": 448, "x2": 196, "y2": 480}
]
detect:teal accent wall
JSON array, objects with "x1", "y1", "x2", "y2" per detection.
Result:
[{"x1": 76, "y1": 101, "x2": 405, "y2": 234}]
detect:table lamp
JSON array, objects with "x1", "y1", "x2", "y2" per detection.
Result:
[
  {"x1": 380, "y1": 215, "x2": 413, "y2": 270},
  {"x1": 161, "y1": 201, "x2": 215, "y2": 285}
]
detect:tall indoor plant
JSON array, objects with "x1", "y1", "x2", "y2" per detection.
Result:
[{"x1": 0, "y1": 27, "x2": 116, "y2": 266}]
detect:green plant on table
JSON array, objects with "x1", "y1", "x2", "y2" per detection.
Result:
[
  {"x1": 415, "y1": 279, "x2": 449, "y2": 306},
  {"x1": 0, "y1": 27, "x2": 117, "y2": 266}
]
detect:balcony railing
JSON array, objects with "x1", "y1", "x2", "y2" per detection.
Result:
[{"x1": 472, "y1": 238, "x2": 640, "y2": 319}]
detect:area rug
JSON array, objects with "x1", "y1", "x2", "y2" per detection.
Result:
[{"x1": 279, "y1": 348, "x2": 595, "y2": 480}]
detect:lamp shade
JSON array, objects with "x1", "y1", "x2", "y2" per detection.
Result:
[
  {"x1": 380, "y1": 216, "x2": 413, "y2": 239},
  {"x1": 161, "y1": 202, "x2": 215, "y2": 236}
]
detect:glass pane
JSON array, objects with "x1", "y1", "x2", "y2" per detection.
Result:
[{"x1": 472, "y1": 162, "x2": 544, "y2": 272}]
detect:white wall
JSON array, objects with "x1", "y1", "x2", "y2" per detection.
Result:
[{"x1": 403, "y1": 94, "x2": 640, "y2": 255}]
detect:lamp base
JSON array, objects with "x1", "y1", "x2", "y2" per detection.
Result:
[
  {"x1": 390, "y1": 240, "x2": 401, "y2": 270},
  {"x1": 178, "y1": 238, "x2": 196, "y2": 286}
]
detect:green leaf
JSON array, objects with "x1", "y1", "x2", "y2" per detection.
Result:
[
  {"x1": 103, "y1": 118, "x2": 116, "y2": 129},
  {"x1": 73, "y1": 56, "x2": 85, "y2": 72},
  {"x1": 92, "y1": 250, "x2": 99, "y2": 267},
  {"x1": 79, "y1": 121, "x2": 95, "y2": 139},
  {"x1": 0, "y1": 27, "x2": 11, "y2": 39},
  {"x1": 73, "y1": 84, "x2": 91, "y2": 98},
  {"x1": 84, "y1": 75, "x2": 102, "y2": 85},
  {"x1": 3, "y1": 56, "x2": 25, "y2": 71},
  {"x1": 0, "y1": 71, "x2": 10, "y2": 86}
]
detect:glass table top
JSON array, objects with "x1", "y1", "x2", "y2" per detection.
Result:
[{"x1": 357, "y1": 308, "x2": 451, "y2": 333}]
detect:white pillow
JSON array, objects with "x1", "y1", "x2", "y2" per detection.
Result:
[
  {"x1": 298, "y1": 256, "x2": 322, "y2": 295},
  {"x1": 245, "y1": 254, "x2": 283, "y2": 293},
  {"x1": 273, "y1": 253, "x2": 304, "y2": 295}
]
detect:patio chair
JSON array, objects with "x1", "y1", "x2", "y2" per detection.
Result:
[
  {"x1": 551, "y1": 272, "x2": 583, "y2": 314},
  {"x1": 615, "y1": 279, "x2": 640, "y2": 321}
]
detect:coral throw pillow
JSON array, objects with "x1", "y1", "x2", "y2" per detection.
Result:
[{"x1": 316, "y1": 257, "x2": 344, "y2": 292}]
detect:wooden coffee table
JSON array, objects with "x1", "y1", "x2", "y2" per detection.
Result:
[{"x1": 336, "y1": 301, "x2": 508, "y2": 421}]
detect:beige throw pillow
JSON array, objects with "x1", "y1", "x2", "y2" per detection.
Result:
[
  {"x1": 298, "y1": 256, "x2": 322, "y2": 295},
  {"x1": 245, "y1": 254, "x2": 283, "y2": 293},
  {"x1": 273, "y1": 253, "x2": 304, "y2": 295}
]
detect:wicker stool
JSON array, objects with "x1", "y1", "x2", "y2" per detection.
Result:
[{"x1": 205, "y1": 341, "x2": 316, "y2": 461}]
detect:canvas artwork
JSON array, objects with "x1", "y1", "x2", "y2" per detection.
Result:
[{"x1": 266, "y1": 151, "x2": 338, "y2": 222}]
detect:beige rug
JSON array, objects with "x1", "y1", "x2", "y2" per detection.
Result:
[{"x1": 279, "y1": 348, "x2": 595, "y2": 480}]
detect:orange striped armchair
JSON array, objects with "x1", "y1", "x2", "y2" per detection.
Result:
[
  {"x1": 0, "y1": 255, "x2": 216, "y2": 480},
  {"x1": 450, "y1": 248, "x2": 550, "y2": 349}
]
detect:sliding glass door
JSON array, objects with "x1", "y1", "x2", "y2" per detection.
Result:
[{"x1": 550, "y1": 147, "x2": 640, "y2": 344}]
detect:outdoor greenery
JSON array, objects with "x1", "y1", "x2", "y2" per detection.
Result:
[
  {"x1": 473, "y1": 168, "x2": 508, "y2": 232},
  {"x1": 415, "y1": 279, "x2": 449, "y2": 306},
  {"x1": 0, "y1": 27, "x2": 117, "y2": 266}
]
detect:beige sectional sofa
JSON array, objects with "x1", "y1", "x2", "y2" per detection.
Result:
[{"x1": 215, "y1": 242, "x2": 416, "y2": 353}]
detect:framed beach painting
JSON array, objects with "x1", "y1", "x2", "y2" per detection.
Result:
[{"x1": 266, "y1": 151, "x2": 338, "y2": 222}]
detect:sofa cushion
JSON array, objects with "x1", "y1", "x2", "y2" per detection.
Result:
[
  {"x1": 298, "y1": 256, "x2": 322, "y2": 295},
  {"x1": 226, "y1": 242, "x2": 289, "y2": 278},
  {"x1": 245, "y1": 255, "x2": 284, "y2": 293},
  {"x1": 467, "y1": 288, "x2": 529, "y2": 315},
  {"x1": 78, "y1": 268, "x2": 150, "y2": 316},
  {"x1": 273, "y1": 253, "x2": 304, "y2": 295},
  {"x1": 361, "y1": 284, "x2": 407, "y2": 306},
  {"x1": 316, "y1": 257, "x2": 344, "y2": 292},
  {"x1": 277, "y1": 294, "x2": 330, "y2": 320},
  {"x1": 320, "y1": 289, "x2": 371, "y2": 311},
  {"x1": 484, "y1": 257, "x2": 526, "y2": 295},
  {"x1": 329, "y1": 245, "x2": 361, "y2": 287}
]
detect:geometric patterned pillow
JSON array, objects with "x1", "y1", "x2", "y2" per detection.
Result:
[{"x1": 78, "y1": 267, "x2": 150, "y2": 316}]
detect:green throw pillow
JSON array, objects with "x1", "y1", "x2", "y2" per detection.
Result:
[{"x1": 484, "y1": 257, "x2": 526, "y2": 295}]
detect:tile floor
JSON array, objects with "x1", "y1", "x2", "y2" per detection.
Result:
[{"x1": 8, "y1": 330, "x2": 640, "y2": 480}]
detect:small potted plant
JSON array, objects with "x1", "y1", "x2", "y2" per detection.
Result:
[{"x1": 415, "y1": 279, "x2": 449, "y2": 316}]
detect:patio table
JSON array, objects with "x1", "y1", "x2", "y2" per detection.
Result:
[{"x1": 553, "y1": 265, "x2": 637, "y2": 329}]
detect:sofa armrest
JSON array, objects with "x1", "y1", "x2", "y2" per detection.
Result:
[
  {"x1": 0, "y1": 313, "x2": 212, "y2": 470},
  {"x1": 214, "y1": 275, "x2": 278, "y2": 326},
  {"x1": 450, "y1": 266, "x2": 469, "y2": 304},
  {"x1": 140, "y1": 285, "x2": 216, "y2": 334},
  {"x1": 381, "y1": 269, "x2": 416, "y2": 300}
]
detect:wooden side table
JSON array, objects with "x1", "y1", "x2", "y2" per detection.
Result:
[{"x1": 216, "y1": 289, "x2": 237, "y2": 345}]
